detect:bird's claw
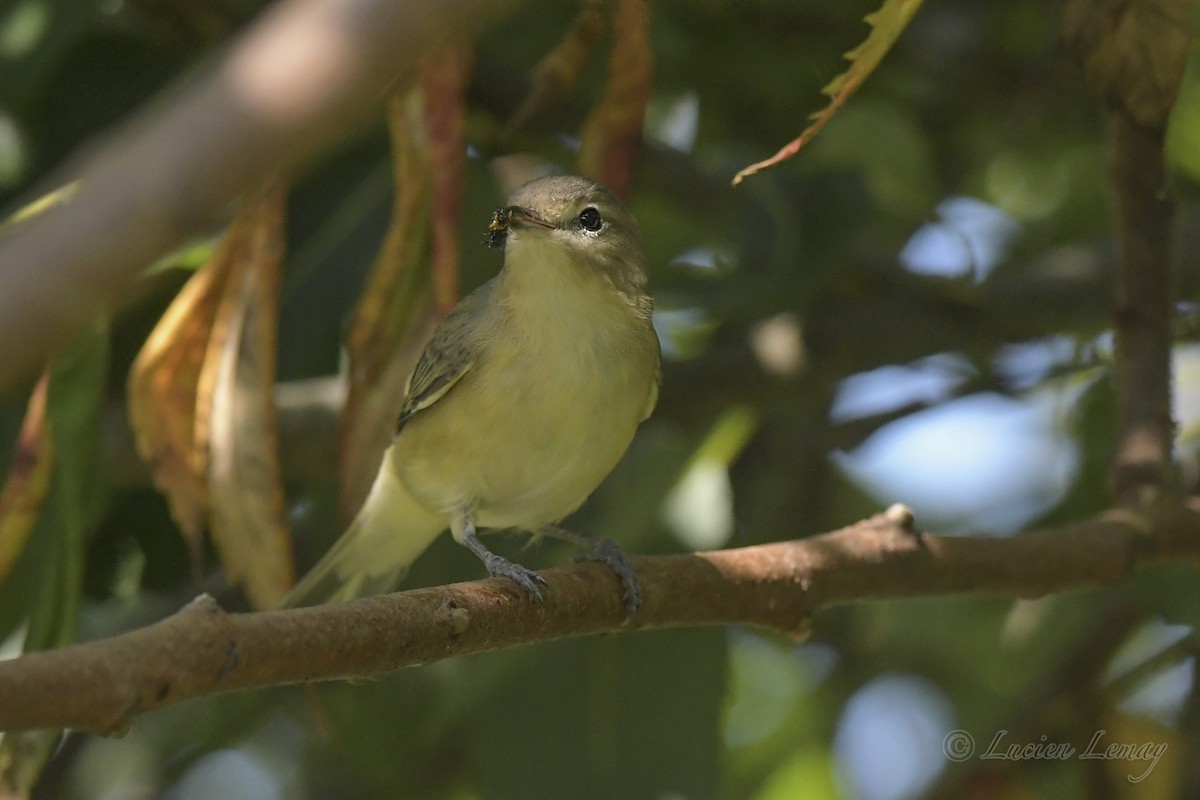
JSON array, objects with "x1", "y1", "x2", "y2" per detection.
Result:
[
  {"x1": 574, "y1": 538, "x2": 641, "y2": 617},
  {"x1": 486, "y1": 554, "x2": 548, "y2": 604}
]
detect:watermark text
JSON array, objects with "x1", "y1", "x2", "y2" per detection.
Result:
[{"x1": 942, "y1": 729, "x2": 1166, "y2": 783}]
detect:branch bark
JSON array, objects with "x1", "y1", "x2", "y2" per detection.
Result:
[
  {"x1": 1, "y1": 503, "x2": 1198, "y2": 735},
  {"x1": 0, "y1": 0, "x2": 519, "y2": 396},
  {"x1": 1061, "y1": 0, "x2": 1189, "y2": 505},
  {"x1": 1107, "y1": 110, "x2": 1178, "y2": 504}
]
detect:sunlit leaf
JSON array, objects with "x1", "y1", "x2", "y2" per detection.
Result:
[
  {"x1": 128, "y1": 226, "x2": 235, "y2": 571},
  {"x1": 204, "y1": 183, "x2": 294, "y2": 611},
  {"x1": 751, "y1": 751, "x2": 839, "y2": 800},
  {"x1": 1062, "y1": 0, "x2": 1193, "y2": 127},
  {"x1": 505, "y1": 0, "x2": 606, "y2": 135},
  {"x1": 0, "y1": 373, "x2": 51, "y2": 586},
  {"x1": 578, "y1": 0, "x2": 653, "y2": 198},
  {"x1": 731, "y1": 0, "x2": 926, "y2": 185},
  {"x1": 340, "y1": 91, "x2": 438, "y2": 523},
  {"x1": 1095, "y1": 711, "x2": 1180, "y2": 797},
  {"x1": 128, "y1": 186, "x2": 294, "y2": 608},
  {"x1": 0, "y1": 182, "x2": 76, "y2": 236}
]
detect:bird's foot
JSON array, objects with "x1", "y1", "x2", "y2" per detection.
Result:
[
  {"x1": 539, "y1": 527, "x2": 641, "y2": 617},
  {"x1": 483, "y1": 552, "x2": 548, "y2": 604},
  {"x1": 575, "y1": 538, "x2": 641, "y2": 617},
  {"x1": 458, "y1": 522, "x2": 548, "y2": 604}
]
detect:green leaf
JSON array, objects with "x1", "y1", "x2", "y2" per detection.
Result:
[
  {"x1": 0, "y1": 322, "x2": 108, "y2": 798},
  {"x1": 732, "y1": 0, "x2": 926, "y2": 184}
]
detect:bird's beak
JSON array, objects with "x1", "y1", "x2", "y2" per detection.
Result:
[{"x1": 505, "y1": 206, "x2": 556, "y2": 231}]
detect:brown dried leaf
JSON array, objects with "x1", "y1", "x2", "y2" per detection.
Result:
[
  {"x1": 731, "y1": 0, "x2": 926, "y2": 185},
  {"x1": 505, "y1": 0, "x2": 606, "y2": 135},
  {"x1": 1061, "y1": 0, "x2": 1193, "y2": 127},
  {"x1": 578, "y1": 0, "x2": 653, "y2": 198},
  {"x1": 0, "y1": 374, "x2": 53, "y2": 585},
  {"x1": 128, "y1": 230, "x2": 237, "y2": 570},
  {"x1": 423, "y1": 41, "x2": 472, "y2": 314},
  {"x1": 204, "y1": 183, "x2": 294, "y2": 610},
  {"x1": 340, "y1": 91, "x2": 439, "y2": 523}
]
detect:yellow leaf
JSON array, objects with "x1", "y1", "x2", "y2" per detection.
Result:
[
  {"x1": 127, "y1": 230, "x2": 236, "y2": 571},
  {"x1": 1092, "y1": 710, "x2": 1180, "y2": 798},
  {"x1": 732, "y1": 0, "x2": 926, "y2": 185},
  {"x1": 0, "y1": 374, "x2": 52, "y2": 585},
  {"x1": 204, "y1": 183, "x2": 295, "y2": 610},
  {"x1": 129, "y1": 185, "x2": 294, "y2": 609},
  {"x1": 0, "y1": 183, "x2": 77, "y2": 236}
]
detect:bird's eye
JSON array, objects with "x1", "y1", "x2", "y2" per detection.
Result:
[{"x1": 578, "y1": 207, "x2": 603, "y2": 232}]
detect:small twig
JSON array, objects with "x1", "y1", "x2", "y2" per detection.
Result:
[{"x1": 1, "y1": 503, "x2": 1198, "y2": 735}]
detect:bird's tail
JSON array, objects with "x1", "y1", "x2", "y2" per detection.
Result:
[{"x1": 281, "y1": 446, "x2": 447, "y2": 608}]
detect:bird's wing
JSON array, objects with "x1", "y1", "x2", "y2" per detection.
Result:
[
  {"x1": 640, "y1": 303, "x2": 662, "y2": 422},
  {"x1": 395, "y1": 279, "x2": 496, "y2": 434}
]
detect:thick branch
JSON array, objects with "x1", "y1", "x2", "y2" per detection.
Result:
[
  {"x1": 0, "y1": 0, "x2": 518, "y2": 396},
  {"x1": 1, "y1": 503, "x2": 1198, "y2": 735}
]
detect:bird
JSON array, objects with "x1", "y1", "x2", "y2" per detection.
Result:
[{"x1": 283, "y1": 175, "x2": 661, "y2": 613}]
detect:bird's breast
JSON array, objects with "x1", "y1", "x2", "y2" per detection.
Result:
[{"x1": 394, "y1": 256, "x2": 658, "y2": 530}]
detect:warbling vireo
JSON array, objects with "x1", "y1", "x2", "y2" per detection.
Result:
[{"x1": 284, "y1": 175, "x2": 661, "y2": 612}]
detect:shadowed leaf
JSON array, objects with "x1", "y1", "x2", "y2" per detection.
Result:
[
  {"x1": 578, "y1": 0, "x2": 653, "y2": 199},
  {"x1": 1061, "y1": 0, "x2": 1193, "y2": 127},
  {"x1": 1, "y1": 325, "x2": 109, "y2": 798},
  {"x1": 340, "y1": 90, "x2": 439, "y2": 524},
  {"x1": 505, "y1": 0, "x2": 606, "y2": 135},
  {"x1": 204, "y1": 183, "x2": 294, "y2": 611},
  {"x1": 731, "y1": 0, "x2": 926, "y2": 185},
  {"x1": 0, "y1": 374, "x2": 52, "y2": 586},
  {"x1": 423, "y1": 41, "x2": 472, "y2": 314}
]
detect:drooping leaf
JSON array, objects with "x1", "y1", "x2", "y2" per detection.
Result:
[
  {"x1": 204, "y1": 183, "x2": 294, "y2": 611},
  {"x1": 578, "y1": 0, "x2": 653, "y2": 198},
  {"x1": 731, "y1": 0, "x2": 926, "y2": 185},
  {"x1": 505, "y1": 0, "x2": 606, "y2": 135},
  {"x1": 0, "y1": 373, "x2": 51, "y2": 586},
  {"x1": 129, "y1": 185, "x2": 294, "y2": 609},
  {"x1": 39, "y1": 321, "x2": 110, "y2": 646},
  {"x1": 1061, "y1": 0, "x2": 1193, "y2": 127},
  {"x1": 339, "y1": 90, "x2": 438, "y2": 524},
  {"x1": 1, "y1": 324, "x2": 109, "y2": 798},
  {"x1": 127, "y1": 231, "x2": 236, "y2": 570},
  {"x1": 423, "y1": 41, "x2": 472, "y2": 314}
]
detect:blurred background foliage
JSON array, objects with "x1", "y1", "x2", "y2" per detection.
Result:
[{"x1": 1, "y1": 0, "x2": 1200, "y2": 797}]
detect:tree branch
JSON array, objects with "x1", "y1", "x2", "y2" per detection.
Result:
[
  {"x1": 1107, "y1": 109, "x2": 1178, "y2": 504},
  {"x1": 0, "y1": 0, "x2": 519, "y2": 396},
  {"x1": 1, "y1": 503, "x2": 1198, "y2": 735}
]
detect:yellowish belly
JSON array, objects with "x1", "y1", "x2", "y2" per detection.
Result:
[{"x1": 391, "y1": 331, "x2": 655, "y2": 530}]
